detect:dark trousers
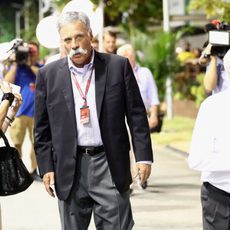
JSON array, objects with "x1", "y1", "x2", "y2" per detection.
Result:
[
  {"x1": 58, "y1": 151, "x2": 134, "y2": 230},
  {"x1": 201, "y1": 182, "x2": 230, "y2": 230}
]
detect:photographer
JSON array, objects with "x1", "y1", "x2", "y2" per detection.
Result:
[
  {"x1": 4, "y1": 41, "x2": 43, "y2": 180},
  {"x1": 199, "y1": 42, "x2": 230, "y2": 94},
  {"x1": 199, "y1": 21, "x2": 230, "y2": 95}
]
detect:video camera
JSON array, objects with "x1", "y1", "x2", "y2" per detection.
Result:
[
  {"x1": 10, "y1": 39, "x2": 35, "y2": 65},
  {"x1": 206, "y1": 20, "x2": 230, "y2": 58}
]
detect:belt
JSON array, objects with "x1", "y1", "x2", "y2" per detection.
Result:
[
  {"x1": 77, "y1": 145, "x2": 104, "y2": 156},
  {"x1": 203, "y1": 182, "x2": 230, "y2": 198}
]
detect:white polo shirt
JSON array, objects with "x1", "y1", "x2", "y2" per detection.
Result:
[
  {"x1": 188, "y1": 89, "x2": 230, "y2": 193},
  {"x1": 133, "y1": 65, "x2": 159, "y2": 110}
]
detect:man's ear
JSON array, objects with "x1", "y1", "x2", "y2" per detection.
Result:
[
  {"x1": 88, "y1": 29, "x2": 93, "y2": 40},
  {"x1": 89, "y1": 32, "x2": 93, "y2": 40}
]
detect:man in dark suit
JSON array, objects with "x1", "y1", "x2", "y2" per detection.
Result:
[{"x1": 34, "y1": 11, "x2": 153, "y2": 230}]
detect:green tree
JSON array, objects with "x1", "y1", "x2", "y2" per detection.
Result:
[
  {"x1": 53, "y1": 0, "x2": 163, "y2": 31},
  {"x1": 0, "y1": 5, "x2": 15, "y2": 42},
  {"x1": 92, "y1": 0, "x2": 162, "y2": 31},
  {"x1": 0, "y1": 0, "x2": 39, "y2": 42},
  {"x1": 128, "y1": 29, "x2": 181, "y2": 101},
  {"x1": 52, "y1": 0, "x2": 70, "y2": 10},
  {"x1": 188, "y1": 0, "x2": 230, "y2": 23},
  {"x1": 22, "y1": 0, "x2": 39, "y2": 41},
  {"x1": 1, "y1": 0, "x2": 163, "y2": 57}
]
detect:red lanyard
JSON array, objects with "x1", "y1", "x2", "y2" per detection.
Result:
[{"x1": 71, "y1": 68, "x2": 94, "y2": 107}]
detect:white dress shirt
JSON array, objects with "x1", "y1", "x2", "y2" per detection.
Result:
[
  {"x1": 133, "y1": 65, "x2": 159, "y2": 109},
  {"x1": 68, "y1": 52, "x2": 103, "y2": 147},
  {"x1": 188, "y1": 89, "x2": 230, "y2": 193}
]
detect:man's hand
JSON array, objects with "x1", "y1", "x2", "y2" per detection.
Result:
[
  {"x1": 199, "y1": 43, "x2": 213, "y2": 66},
  {"x1": 43, "y1": 172, "x2": 55, "y2": 197},
  {"x1": 134, "y1": 163, "x2": 151, "y2": 186},
  {"x1": 149, "y1": 114, "x2": 158, "y2": 129},
  {"x1": 203, "y1": 43, "x2": 212, "y2": 56},
  {"x1": 148, "y1": 105, "x2": 158, "y2": 129},
  {"x1": 10, "y1": 93, "x2": 22, "y2": 113}
]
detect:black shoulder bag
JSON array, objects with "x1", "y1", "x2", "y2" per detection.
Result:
[{"x1": 0, "y1": 130, "x2": 34, "y2": 196}]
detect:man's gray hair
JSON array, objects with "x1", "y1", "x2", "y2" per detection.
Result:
[
  {"x1": 116, "y1": 44, "x2": 134, "y2": 56},
  {"x1": 57, "y1": 11, "x2": 92, "y2": 33}
]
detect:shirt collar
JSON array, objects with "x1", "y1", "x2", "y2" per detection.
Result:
[{"x1": 68, "y1": 49, "x2": 94, "y2": 75}]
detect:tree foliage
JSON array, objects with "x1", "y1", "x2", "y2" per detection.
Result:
[
  {"x1": 91, "y1": 0, "x2": 162, "y2": 31},
  {"x1": 188, "y1": 0, "x2": 230, "y2": 23},
  {"x1": 52, "y1": 0, "x2": 70, "y2": 11},
  {"x1": 0, "y1": 6, "x2": 15, "y2": 42},
  {"x1": 0, "y1": 0, "x2": 39, "y2": 42},
  {"x1": 128, "y1": 29, "x2": 181, "y2": 101},
  {"x1": 23, "y1": 0, "x2": 39, "y2": 41},
  {"x1": 53, "y1": 0, "x2": 163, "y2": 31}
]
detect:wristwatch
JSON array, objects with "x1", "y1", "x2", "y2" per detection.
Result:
[{"x1": 2, "y1": 93, "x2": 15, "y2": 106}]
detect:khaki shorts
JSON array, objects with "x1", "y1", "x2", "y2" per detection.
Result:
[{"x1": 10, "y1": 115, "x2": 34, "y2": 145}]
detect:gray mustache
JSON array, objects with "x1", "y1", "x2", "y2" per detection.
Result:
[{"x1": 69, "y1": 48, "x2": 87, "y2": 57}]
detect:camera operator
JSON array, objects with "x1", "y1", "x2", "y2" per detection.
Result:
[
  {"x1": 199, "y1": 42, "x2": 230, "y2": 95},
  {"x1": 199, "y1": 21, "x2": 230, "y2": 95},
  {"x1": 4, "y1": 41, "x2": 43, "y2": 180}
]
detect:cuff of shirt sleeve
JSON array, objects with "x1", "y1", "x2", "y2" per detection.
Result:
[{"x1": 136, "y1": 161, "x2": 152, "y2": 165}]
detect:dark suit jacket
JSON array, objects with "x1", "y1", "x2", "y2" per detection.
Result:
[{"x1": 34, "y1": 51, "x2": 153, "y2": 200}]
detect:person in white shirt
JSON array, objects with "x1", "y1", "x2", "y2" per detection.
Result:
[
  {"x1": 188, "y1": 48, "x2": 230, "y2": 230},
  {"x1": 117, "y1": 44, "x2": 160, "y2": 130},
  {"x1": 117, "y1": 44, "x2": 159, "y2": 190}
]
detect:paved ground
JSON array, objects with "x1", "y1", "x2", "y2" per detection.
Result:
[
  {"x1": 0, "y1": 134, "x2": 202, "y2": 230},
  {"x1": 130, "y1": 145, "x2": 202, "y2": 230}
]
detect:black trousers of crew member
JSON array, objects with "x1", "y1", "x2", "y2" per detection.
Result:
[
  {"x1": 58, "y1": 151, "x2": 134, "y2": 230},
  {"x1": 201, "y1": 182, "x2": 230, "y2": 230}
]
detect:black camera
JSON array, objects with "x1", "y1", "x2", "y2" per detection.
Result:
[
  {"x1": 207, "y1": 21, "x2": 230, "y2": 58},
  {"x1": 11, "y1": 39, "x2": 31, "y2": 65}
]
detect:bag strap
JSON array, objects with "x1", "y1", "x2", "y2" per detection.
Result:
[{"x1": 0, "y1": 130, "x2": 10, "y2": 147}]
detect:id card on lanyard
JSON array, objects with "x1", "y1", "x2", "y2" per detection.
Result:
[
  {"x1": 80, "y1": 105, "x2": 90, "y2": 124},
  {"x1": 71, "y1": 67, "x2": 94, "y2": 124}
]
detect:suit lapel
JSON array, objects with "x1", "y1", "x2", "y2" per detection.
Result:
[
  {"x1": 58, "y1": 59, "x2": 77, "y2": 131},
  {"x1": 94, "y1": 52, "x2": 107, "y2": 119},
  {"x1": 56, "y1": 54, "x2": 106, "y2": 129}
]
